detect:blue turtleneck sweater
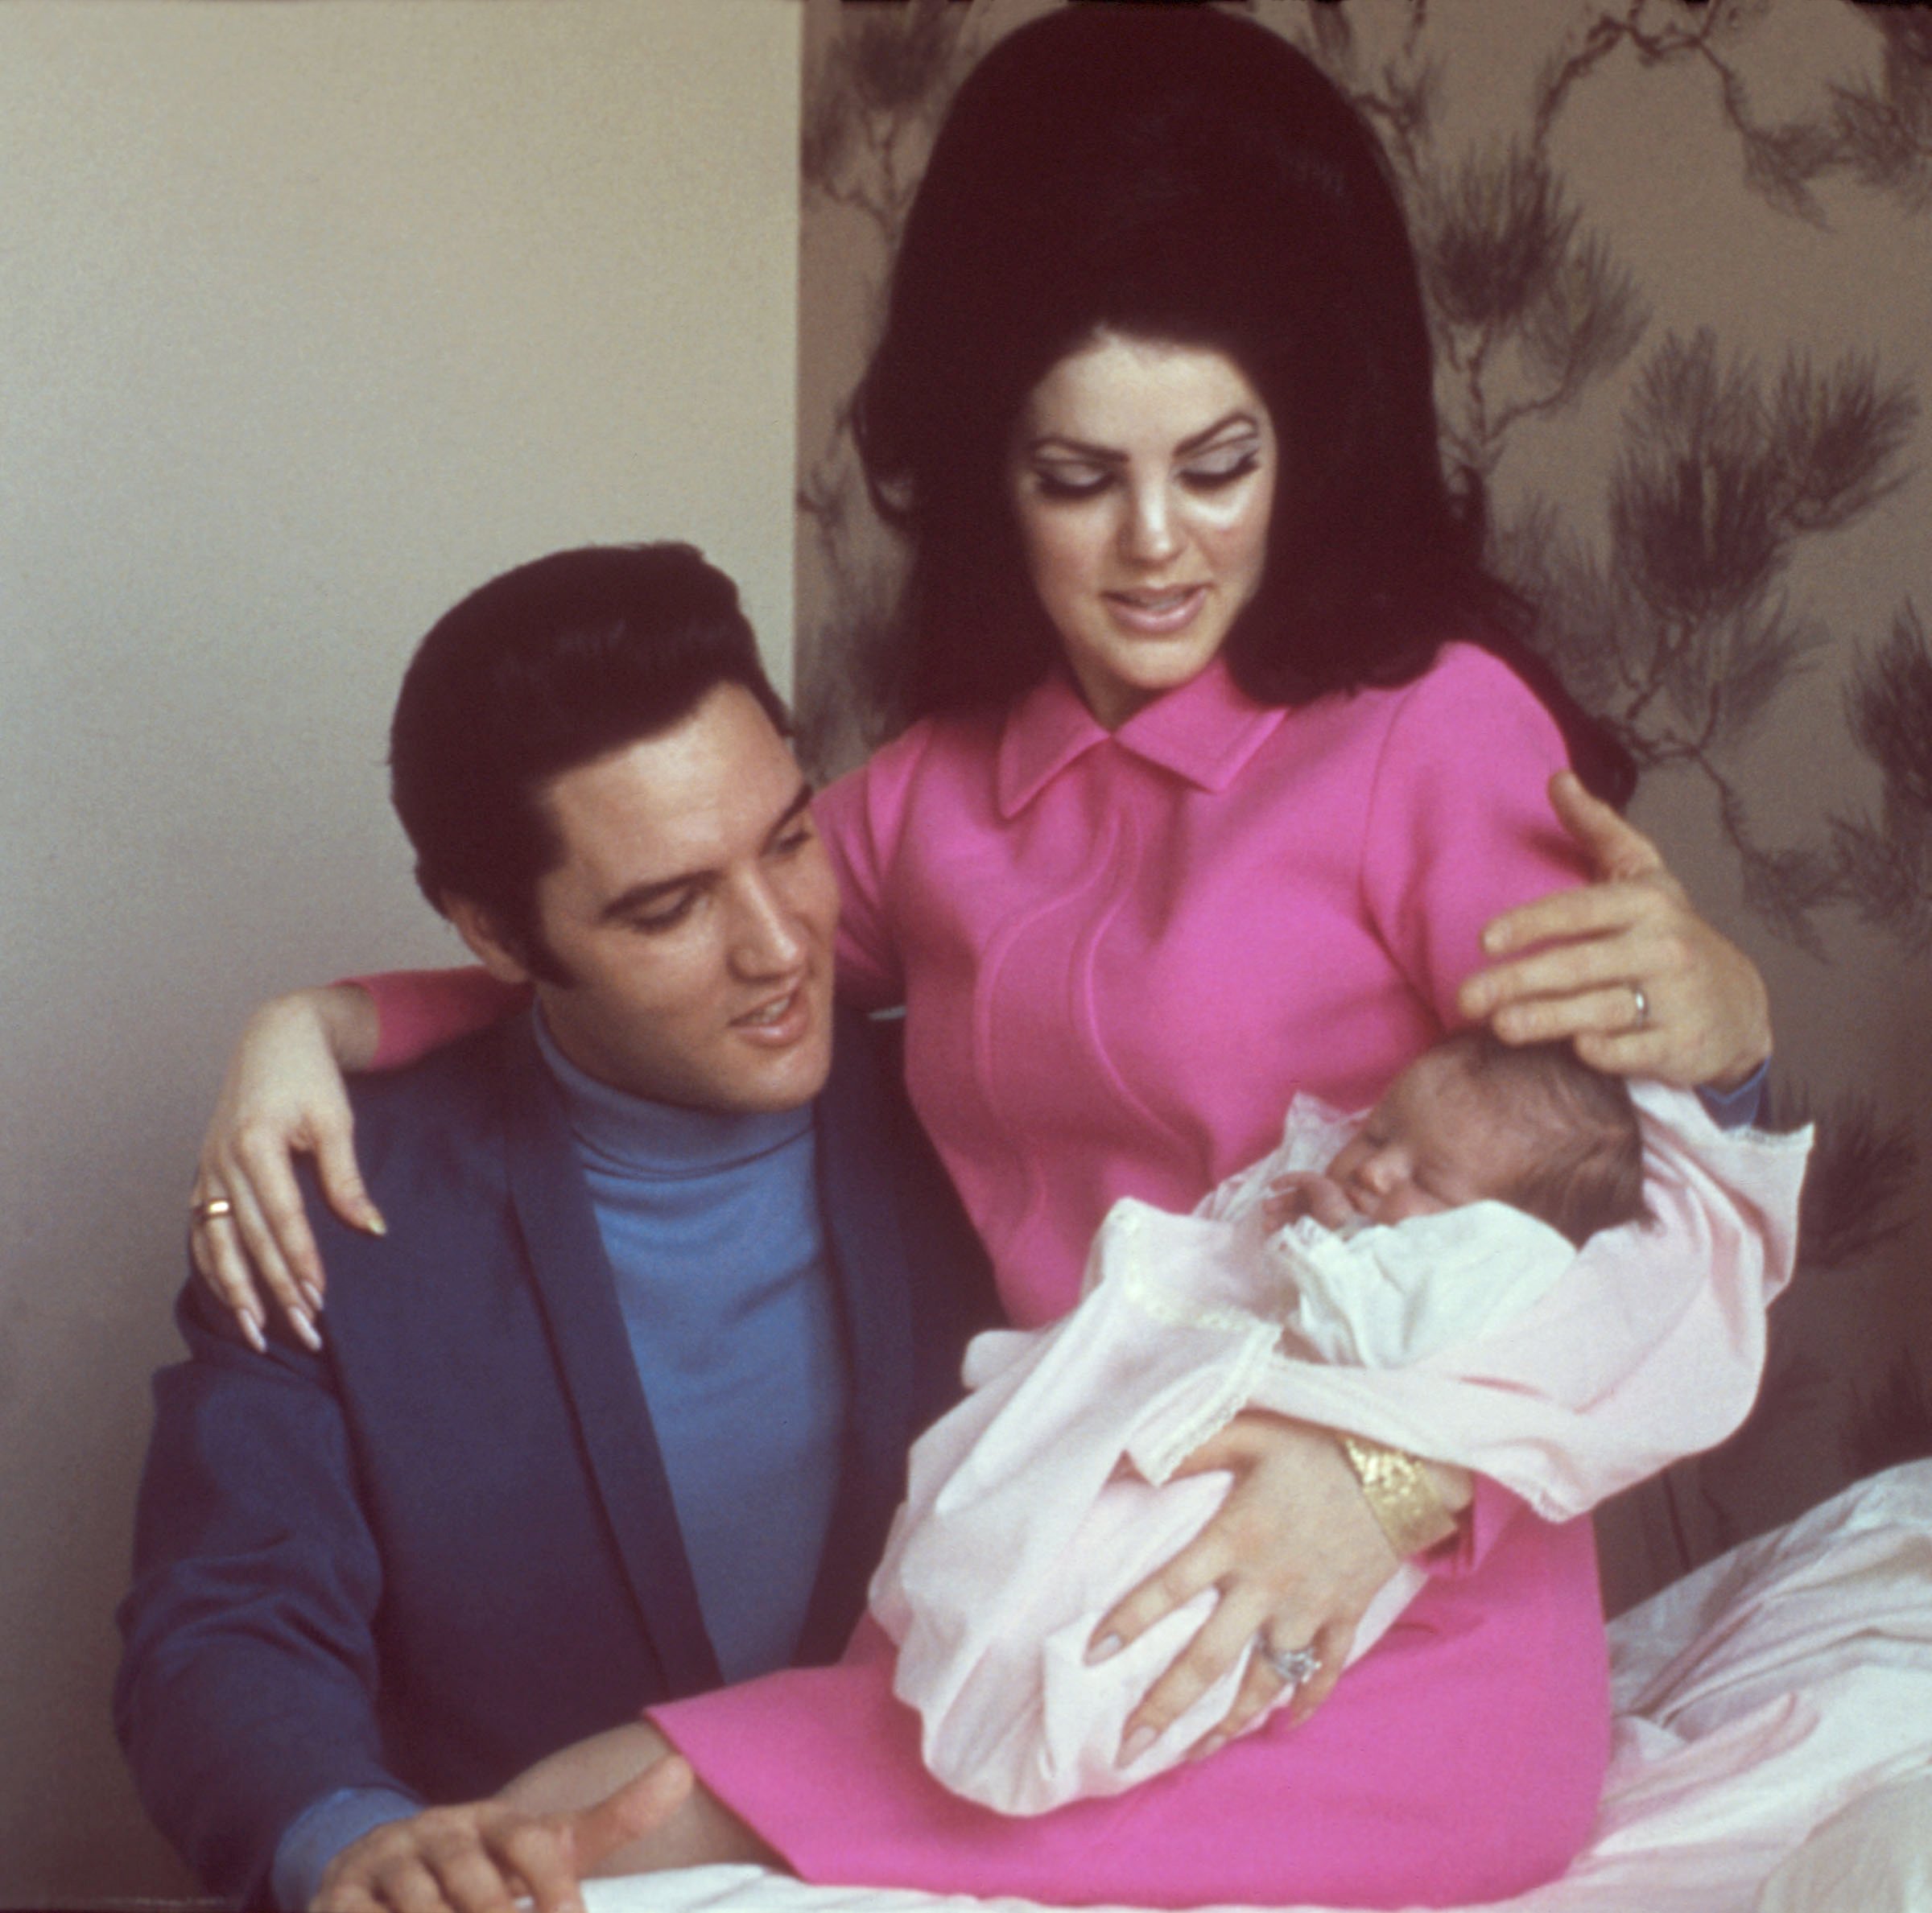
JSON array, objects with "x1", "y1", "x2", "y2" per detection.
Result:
[{"x1": 531, "y1": 1011, "x2": 849, "y2": 1682}]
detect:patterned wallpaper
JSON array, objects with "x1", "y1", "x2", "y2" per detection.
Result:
[{"x1": 795, "y1": 0, "x2": 1932, "y2": 1608}]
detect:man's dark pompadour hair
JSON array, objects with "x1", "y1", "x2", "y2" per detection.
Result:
[{"x1": 389, "y1": 542, "x2": 788, "y2": 978}]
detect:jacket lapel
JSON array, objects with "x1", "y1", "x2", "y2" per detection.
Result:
[
  {"x1": 795, "y1": 1008, "x2": 919, "y2": 1660},
  {"x1": 497, "y1": 1018, "x2": 722, "y2": 1697}
]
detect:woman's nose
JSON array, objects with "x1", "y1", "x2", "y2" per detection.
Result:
[{"x1": 1119, "y1": 481, "x2": 1182, "y2": 565}]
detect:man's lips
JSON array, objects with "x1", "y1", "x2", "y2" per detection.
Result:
[
  {"x1": 1103, "y1": 583, "x2": 1209, "y2": 634},
  {"x1": 733, "y1": 981, "x2": 812, "y2": 1045}
]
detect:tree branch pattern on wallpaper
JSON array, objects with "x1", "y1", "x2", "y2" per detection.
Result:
[{"x1": 797, "y1": 0, "x2": 1932, "y2": 1590}]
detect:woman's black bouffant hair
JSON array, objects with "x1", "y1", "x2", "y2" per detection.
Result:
[{"x1": 852, "y1": 5, "x2": 1631, "y2": 801}]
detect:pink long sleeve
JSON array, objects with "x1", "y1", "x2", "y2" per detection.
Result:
[{"x1": 347, "y1": 967, "x2": 526, "y2": 1070}]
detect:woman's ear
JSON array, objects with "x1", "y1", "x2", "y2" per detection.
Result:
[{"x1": 443, "y1": 893, "x2": 536, "y2": 987}]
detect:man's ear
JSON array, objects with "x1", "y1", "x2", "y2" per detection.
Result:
[{"x1": 444, "y1": 893, "x2": 536, "y2": 987}]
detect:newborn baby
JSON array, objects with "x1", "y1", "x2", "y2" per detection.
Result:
[
  {"x1": 872, "y1": 1033, "x2": 1655, "y2": 1815},
  {"x1": 1225, "y1": 1029, "x2": 1646, "y2": 1368}
]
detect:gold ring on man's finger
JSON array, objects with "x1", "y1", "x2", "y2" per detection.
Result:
[
  {"x1": 1629, "y1": 984, "x2": 1649, "y2": 1030},
  {"x1": 192, "y1": 1195, "x2": 237, "y2": 1224}
]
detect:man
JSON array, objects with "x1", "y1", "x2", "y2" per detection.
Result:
[{"x1": 115, "y1": 544, "x2": 993, "y2": 1908}]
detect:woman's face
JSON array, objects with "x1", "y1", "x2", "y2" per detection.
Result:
[{"x1": 1005, "y1": 332, "x2": 1278, "y2": 728}]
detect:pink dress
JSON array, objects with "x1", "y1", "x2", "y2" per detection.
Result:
[
  {"x1": 366, "y1": 646, "x2": 1614, "y2": 1905},
  {"x1": 650, "y1": 646, "x2": 1619, "y2": 1907}
]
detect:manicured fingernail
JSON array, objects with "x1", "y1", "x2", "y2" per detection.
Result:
[
  {"x1": 289, "y1": 1307, "x2": 324, "y2": 1353},
  {"x1": 364, "y1": 1210, "x2": 388, "y2": 1237},
  {"x1": 1118, "y1": 1725, "x2": 1157, "y2": 1766},
  {"x1": 242, "y1": 1314, "x2": 267, "y2": 1355},
  {"x1": 301, "y1": 1281, "x2": 325, "y2": 1316},
  {"x1": 1085, "y1": 1633, "x2": 1122, "y2": 1666},
  {"x1": 1191, "y1": 1733, "x2": 1227, "y2": 1763}
]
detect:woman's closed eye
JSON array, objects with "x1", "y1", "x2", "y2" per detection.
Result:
[
  {"x1": 1029, "y1": 452, "x2": 1262, "y2": 502},
  {"x1": 1031, "y1": 464, "x2": 1114, "y2": 501},
  {"x1": 1179, "y1": 451, "x2": 1261, "y2": 492}
]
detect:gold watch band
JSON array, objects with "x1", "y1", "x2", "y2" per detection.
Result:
[{"x1": 1338, "y1": 1434, "x2": 1457, "y2": 1557}]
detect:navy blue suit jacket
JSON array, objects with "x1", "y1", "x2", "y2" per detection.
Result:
[{"x1": 115, "y1": 1008, "x2": 994, "y2": 1903}]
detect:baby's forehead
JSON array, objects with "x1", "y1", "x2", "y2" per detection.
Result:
[
  {"x1": 1392, "y1": 1044, "x2": 1533, "y2": 1135},
  {"x1": 1389, "y1": 1041, "x2": 1484, "y2": 1107}
]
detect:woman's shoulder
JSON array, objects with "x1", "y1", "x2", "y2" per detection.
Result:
[
  {"x1": 1344, "y1": 638, "x2": 1569, "y2": 771},
  {"x1": 813, "y1": 707, "x2": 1009, "y2": 889},
  {"x1": 818, "y1": 707, "x2": 1004, "y2": 818},
  {"x1": 1262, "y1": 640, "x2": 1566, "y2": 802},
  {"x1": 1385, "y1": 637, "x2": 1557, "y2": 725}
]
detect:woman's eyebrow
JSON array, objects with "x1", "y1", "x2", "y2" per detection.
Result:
[
  {"x1": 1175, "y1": 411, "x2": 1263, "y2": 454},
  {"x1": 1024, "y1": 410, "x2": 1262, "y2": 460}
]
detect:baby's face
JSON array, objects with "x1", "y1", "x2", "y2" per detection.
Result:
[{"x1": 1324, "y1": 1048, "x2": 1533, "y2": 1225}]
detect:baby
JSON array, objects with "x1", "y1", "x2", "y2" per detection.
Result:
[
  {"x1": 1230, "y1": 1029, "x2": 1648, "y2": 1368},
  {"x1": 1258, "y1": 1028, "x2": 1645, "y2": 1242},
  {"x1": 870, "y1": 1033, "x2": 1653, "y2": 1816}
]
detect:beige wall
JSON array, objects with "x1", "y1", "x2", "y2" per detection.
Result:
[{"x1": 0, "y1": 3, "x2": 801, "y2": 1899}]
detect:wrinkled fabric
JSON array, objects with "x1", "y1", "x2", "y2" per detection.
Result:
[
  {"x1": 600, "y1": 1465, "x2": 1932, "y2": 1913},
  {"x1": 873, "y1": 1090, "x2": 1808, "y2": 1814}
]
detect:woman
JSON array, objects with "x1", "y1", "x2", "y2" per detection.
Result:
[{"x1": 197, "y1": 11, "x2": 1770, "y2": 1909}]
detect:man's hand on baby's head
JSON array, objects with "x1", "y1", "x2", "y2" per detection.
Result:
[{"x1": 1262, "y1": 1173, "x2": 1358, "y2": 1234}]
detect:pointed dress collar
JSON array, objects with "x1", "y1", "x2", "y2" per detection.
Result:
[{"x1": 993, "y1": 658, "x2": 1290, "y2": 818}]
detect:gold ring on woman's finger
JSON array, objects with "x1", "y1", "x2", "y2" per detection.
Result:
[
  {"x1": 192, "y1": 1195, "x2": 237, "y2": 1224},
  {"x1": 1257, "y1": 1636, "x2": 1321, "y2": 1686},
  {"x1": 1629, "y1": 984, "x2": 1649, "y2": 1030}
]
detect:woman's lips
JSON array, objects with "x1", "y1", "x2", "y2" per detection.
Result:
[{"x1": 1103, "y1": 584, "x2": 1209, "y2": 635}]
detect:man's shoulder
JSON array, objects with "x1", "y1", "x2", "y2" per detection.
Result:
[
  {"x1": 347, "y1": 1015, "x2": 529, "y2": 1145},
  {"x1": 316, "y1": 1018, "x2": 538, "y2": 1233}
]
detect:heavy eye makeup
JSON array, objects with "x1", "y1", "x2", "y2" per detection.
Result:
[
  {"x1": 1028, "y1": 462, "x2": 1113, "y2": 501},
  {"x1": 1179, "y1": 447, "x2": 1262, "y2": 492},
  {"x1": 1023, "y1": 431, "x2": 1265, "y2": 503}
]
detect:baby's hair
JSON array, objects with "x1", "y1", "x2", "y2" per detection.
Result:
[{"x1": 1438, "y1": 1032, "x2": 1649, "y2": 1248}]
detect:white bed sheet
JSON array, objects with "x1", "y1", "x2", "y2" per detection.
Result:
[{"x1": 587, "y1": 1460, "x2": 1932, "y2": 1913}]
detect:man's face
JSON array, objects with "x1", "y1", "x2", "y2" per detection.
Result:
[{"x1": 459, "y1": 684, "x2": 839, "y2": 1113}]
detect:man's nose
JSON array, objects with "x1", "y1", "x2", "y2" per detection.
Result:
[{"x1": 729, "y1": 876, "x2": 807, "y2": 975}]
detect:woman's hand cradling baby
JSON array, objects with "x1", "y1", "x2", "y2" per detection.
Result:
[{"x1": 1084, "y1": 1413, "x2": 1404, "y2": 1761}]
